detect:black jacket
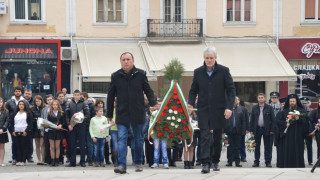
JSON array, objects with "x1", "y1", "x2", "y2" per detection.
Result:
[
  {"x1": 32, "y1": 106, "x2": 44, "y2": 131},
  {"x1": 107, "y1": 66, "x2": 156, "y2": 126},
  {"x1": 9, "y1": 111, "x2": 33, "y2": 133},
  {"x1": 59, "y1": 100, "x2": 68, "y2": 128},
  {"x1": 65, "y1": 98, "x2": 90, "y2": 128},
  {"x1": 250, "y1": 104, "x2": 275, "y2": 135},
  {"x1": 0, "y1": 110, "x2": 9, "y2": 131},
  {"x1": 188, "y1": 62, "x2": 236, "y2": 130},
  {"x1": 86, "y1": 100, "x2": 96, "y2": 130},
  {"x1": 224, "y1": 106, "x2": 246, "y2": 135},
  {"x1": 47, "y1": 111, "x2": 63, "y2": 130},
  {"x1": 240, "y1": 105, "x2": 250, "y2": 131}
]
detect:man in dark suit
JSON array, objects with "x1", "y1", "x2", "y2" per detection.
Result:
[
  {"x1": 188, "y1": 46, "x2": 236, "y2": 174},
  {"x1": 225, "y1": 97, "x2": 246, "y2": 167},
  {"x1": 250, "y1": 93, "x2": 275, "y2": 168}
]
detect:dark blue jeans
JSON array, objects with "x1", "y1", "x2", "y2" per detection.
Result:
[
  {"x1": 69, "y1": 126, "x2": 86, "y2": 165},
  {"x1": 86, "y1": 130, "x2": 94, "y2": 162},
  {"x1": 240, "y1": 135, "x2": 246, "y2": 160},
  {"x1": 254, "y1": 127, "x2": 271, "y2": 164},
  {"x1": 117, "y1": 124, "x2": 144, "y2": 169},
  {"x1": 94, "y1": 138, "x2": 105, "y2": 163}
]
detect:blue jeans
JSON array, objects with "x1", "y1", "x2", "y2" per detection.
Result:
[
  {"x1": 86, "y1": 130, "x2": 94, "y2": 162},
  {"x1": 69, "y1": 126, "x2": 86, "y2": 165},
  {"x1": 94, "y1": 138, "x2": 105, "y2": 163},
  {"x1": 254, "y1": 127, "x2": 271, "y2": 164},
  {"x1": 153, "y1": 138, "x2": 168, "y2": 165},
  {"x1": 110, "y1": 130, "x2": 118, "y2": 152},
  {"x1": 117, "y1": 124, "x2": 144, "y2": 169}
]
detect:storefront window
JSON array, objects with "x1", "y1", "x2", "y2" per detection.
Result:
[
  {"x1": 235, "y1": 81, "x2": 265, "y2": 103},
  {"x1": 288, "y1": 59, "x2": 320, "y2": 103},
  {"x1": 1, "y1": 59, "x2": 57, "y2": 101},
  {"x1": 82, "y1": 82, "x2": 110, "y2": 94}
]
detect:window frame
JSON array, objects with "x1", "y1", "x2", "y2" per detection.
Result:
[
  {"x1": 10, "y1": 0, "x2": 46, "y2": 25},
  {"x1": 301, "y1": 0, "x2": 320, "y2": 26},
  {"x1": 223, "y1": 0, "x2": 256, "y2": 27},
  {"x1": 93, "y1": 0, "x2": 127, "y2": 26}
]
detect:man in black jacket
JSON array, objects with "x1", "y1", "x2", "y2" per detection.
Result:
[
  {"x1": 225, "y1": 97, "x2": 246, "y2": 167},
  {"x1": 23, "y1": 89, "x2": 34, "y2": 163},
  {"x1": 188, "y1": 47, "x2": 236, "y2": 173},
  {"x1": 56, "y1": 91, "x2": 68, "y2": 164},
  {"x1": 107, "y1": 52, "x2": 157, "y2": 174},
  {"x1": 65, "y1": 90, "x2": 90, "y2": 167},
  {"x1": 250, "y1": 93, "x2": 275, "y2": 168}
]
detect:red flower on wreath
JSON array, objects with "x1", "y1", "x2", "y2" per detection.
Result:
[
  {"x1": 173, "y1": 95, "x2": 178, "y2": 100},
  {"x1": 173, "y1": 89, "x2": 178, "y2": 94},
  {"x1": 164, "y1": 127, "x2": 169, "y2": 131},
  {"x1": 176, "y1": 100, "x2": 181, "y2": 104},
  {"x1": 168, "y1": 101, "x2": 172, "y2": 104},
  {"x1": 177, "y1": 108, "x2": 183, "y2": 113},
  {"x1": 168, "y1": 129, "x2": 172, "y2": 133},
  {"x1": 157, "y1": 127, "x2": 161, "y2": 131},
  {"x1": 176, "y1": 129, "x2": 181, "y2": 133},
  {"x1": 183, "y1": 127, "x2": 188, "y2": 131},
  {"x1": 164, "y1": 106, "x2": 169, "y2": 110},
  {"x1": 165, "y1": 123, "x2": 168, "y2": 127},
  {"x1": 169, "y1": 133, "x2": 174, "y2": 138},
  {"x1": 158, "y1": 132, "x2": 163, "y2": 137},
  {"x1": 172, "y1": 105, "x2": 178, "y2": 110},
  {"x1": 182, "y1": 120, "x2": 187, "y2": 124},
  {"x1": 161, "y1": 112, "x2": 167, "y2": 117}
]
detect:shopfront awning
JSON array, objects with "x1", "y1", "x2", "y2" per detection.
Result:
[
  {"x1": 77, "y1": 43, "x2": 156, "y2": 82},
  {"x1": 140, "y1": 41, "x2": 297, "y2": 82}
]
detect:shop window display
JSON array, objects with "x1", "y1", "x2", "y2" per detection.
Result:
[{"x1": 1, "y1": 59, "x2": 57, "y2": 101}]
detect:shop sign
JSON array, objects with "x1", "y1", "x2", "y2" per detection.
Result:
[
  {"x1": 0, "y1": 43, "x2": 58, "y2": 59},
  {"x1": 293, "y1": 65, "x2": 320, "y2": 71},
  {"x1": 301, "y1": 42, "x2": 320, "y2": 58},
  {"x1": 298, "y1": 72, "x2": 316, "y2": 80}
]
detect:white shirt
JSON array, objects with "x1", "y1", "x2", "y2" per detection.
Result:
[{"x1": 14, "y1": 112, "x2": 28, "y2": 132}]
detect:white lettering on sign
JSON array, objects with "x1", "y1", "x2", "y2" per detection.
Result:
[
  {"x1": 298, "y1": 72, "x2": 316, "y2": 80},
  {"x1": 301, "y1": 42, "x2": 320, "y2": 58},
  {"x1": 293, "y1": 65, "x2": 320, "y2": 71}
]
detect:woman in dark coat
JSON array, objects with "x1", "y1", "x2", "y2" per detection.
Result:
[{"x1": 0, "y1": 97, "x2": 9, "y2": 166}]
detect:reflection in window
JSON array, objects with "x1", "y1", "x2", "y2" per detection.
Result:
[
  {"x1": 96, "y1": 0, "x2": 123, "y2": 22},
  {"x1": 14, "y1": 0, "x2": 41, "y2": 21}
]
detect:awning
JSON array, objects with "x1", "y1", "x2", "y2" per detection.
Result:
[
  {"x1": 140, "y1": 41, "x2": 297, "y2": 81},
  {"x1": 77, "y1": 43, "x2": 156, "y2": 82}
]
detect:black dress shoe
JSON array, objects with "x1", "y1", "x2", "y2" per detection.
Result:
[
  {"x1": 196, "y1": 161, "x2": 201, "y2": 166},
  {"x1": 80, "y1": 163, "x2": 86, "y2": 167},
  {"x1": 201, "y1": 164, "x2": 210, "y2": 174},
  {"x1": 235, "y1": 163, "x2": 242, "y2": 167},
  {"x1": 65, "y1": 163, "x2": 76, "y2": 167},
  {"x1": 266, "y1": 163, "x2": 272, "y2": 168},
  {"x1": 213, "y1": 163, "x2": 220, "y2": 171},
  {"x1": 27, "y1": 158, "x2": 34, "y2": 163},
  {"x1": 226, "y1": 162, "x2": 232, "y2": 167},
  {"x1": 252, "y1": 163, "x2": 259, "y2": 167},
  {"x1": 241, "y1": 159, "x2": 247, "y2": 162}
]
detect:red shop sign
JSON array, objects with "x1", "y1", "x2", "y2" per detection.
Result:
[{"x1": 301, "y1": 42, "x2": 320, "y2": 58}]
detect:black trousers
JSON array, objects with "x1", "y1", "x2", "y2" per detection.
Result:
[
  {"x1": 26, "y1": 133, "x2": 33, "y2": 159},
  {"x1": 227, "y1": 130, "x2": 241, "y2": 164},
  {"x1": 305, "y1": 135, "x2": 313, "y2": 164},
  {"x1": 15, "y1": 135, "x2": 28, "y2": 163},
  {"x1": 145, "y1": 139, "x2": 154, "y2": 166},
  {"x1": 104, "y1": 141, "x2": 110, "y2": 163},
  {"x1": 44, "y1": 132, "x2": 51, "y2": 164},
  {"x1": 201, "y1": 128, "x2": 222, "y2": 165}
]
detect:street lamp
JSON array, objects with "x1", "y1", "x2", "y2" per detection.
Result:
[{"x1": 298, "y1": 74, "x2": 306, "y2": 97}]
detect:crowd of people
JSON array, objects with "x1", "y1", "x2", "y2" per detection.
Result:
[{"x1": 0, "y1": 48, "x2": 319, "y2": 175}]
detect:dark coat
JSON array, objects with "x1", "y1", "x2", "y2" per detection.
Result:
[
  {"x1": 10, "y1": 111, "x2": 33, "y2": 133},
  {"x1": 65, "y1": 98, "x2": 90, "y2": 128},
  {"x1": 188, "y1": 62, "x2": 236, "y2": 130},
  {"x1": 47, "y1": 111, "x2": 63, "y2": 129},
  {"x1": 239, "y1": 105, "x2": 250, "y2": 131},
  {"x1": 107, "y1": 66, "x2": 156, "y2": 126},
  {"x1": 0, "y1": 110, "x2": 9, "y2": 131},
  {"x1": 250, "y1": 104, "x2": 275, "y2": 135},
  {"x1": 86, "y1": 100, "x2": 96, "y2": 130},
  {"x1": 224, "y1": 106, "x2": 246, "y2": 135}
]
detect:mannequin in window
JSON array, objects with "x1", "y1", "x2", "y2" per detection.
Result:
[
  {"x1": 3, "y1": 69, "x2": 11, "y2": 97},
  {"x1": 12, "y1": 73, "x2": 22, "y2": 89}
]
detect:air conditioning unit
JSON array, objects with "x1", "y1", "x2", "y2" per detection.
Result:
[
  {"x1": 61, "y1": 47, "x2": 77, "y2": 60},
  {"x1": 0, "y1": 1, "x2": 7, "y2": 14}
]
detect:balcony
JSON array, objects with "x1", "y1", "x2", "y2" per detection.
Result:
[{"x1": 147, "y1": 19, "x2": 203, "y2": 42}]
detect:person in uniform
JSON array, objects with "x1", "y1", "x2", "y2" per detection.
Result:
[{"x1": 300, "y1": 97, "x2": 313, "y2": 165}]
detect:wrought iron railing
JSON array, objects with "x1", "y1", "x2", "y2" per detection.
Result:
[{"x1": 147, "y1": 19, "x2": 203, "y2": 38}]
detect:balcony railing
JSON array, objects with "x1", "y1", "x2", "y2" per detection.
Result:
[{"x1": 147, "y1": 19, "x2": 203, "y2": 38}]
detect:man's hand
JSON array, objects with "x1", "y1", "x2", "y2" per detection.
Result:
[
  {"x1": 188, "y1": 104, "x2": 194, "y2": 112},
  {"x1": 295, "y1": 115, "x2": 299, "y2": 121},
  {"x1": 22, "y1": 132, "x2": 27, "y2": 136},
  {"x1": 210, "y1": 130, "x2": 214, "y2": 133},
  {"x1": 151, "y1": 104, "x2": 160, "y2": 110},
  {"x1": 68, "y1": 125, "x2": 73, "y2": 131},
  {"x1": 92, "y1": 137, "x2": 97, "y2": 143},
  {"x1": 224, "y1": 109, "x2": 232, "y2": 119},
  {"x1": 57, "y1": 125, "x2": 62, "y2": 130},
  {"x1": 12, "y1": 132, "x2": 16, "y2": 136}
]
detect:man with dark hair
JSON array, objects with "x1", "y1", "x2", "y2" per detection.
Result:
[
  {"x1": 5, "y1": 87, "x2": 25, "y2": 165},
  {"x1": 107, "y1": 52, "x2": 158, "y2": 174},
  {"x1": 188, "y1": 47, "x2": 236, "y2": 173},
  {"x1": 81, "y1": 91, "x2": 96, "y2": 166},
  {"x1": 65, "y1": 90, "x2": 90, "y2": 167},
  {"x1": 300, "y1": 97, "x2": 313, "y2": 166},
  {"x1": 276, "y1": 94, "x2": 308, "y2": 168},
  {"x1": 250, "y1": 93, "x2": 275, "y2": 168},
  {"x1": 23, "y1": 89, "x2": 34, "y2": 163},
  {"x1": 56, "y1": 91, "x2": 68, "y2": 164}
]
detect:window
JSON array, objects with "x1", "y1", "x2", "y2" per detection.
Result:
[
  {"x1": 82, "y1": 82, "x2": 110, "y2": 94},
  {"x1": 227, "y1": 0, "x2": 251, "y2": 22},
  {"x1": 10, "y1": 0, "x2": 45, "y2": 23},
  {"x1": 164, "y1": 0, "x2": 182, "y2": 23},
  {"x1": 96, "y1": 0, "x2": 124, "y2": 23},
  {"x1": 305, "y1": 0, "x2": 320, "y2": 20}
]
